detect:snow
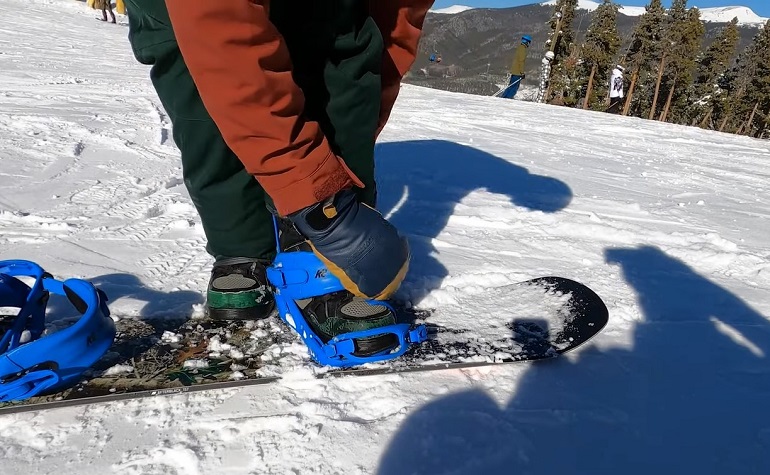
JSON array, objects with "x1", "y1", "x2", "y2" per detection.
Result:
[
  {"x1": 541, "y1": 0, "x2": 768, "y2": 25},
  {"x1": 2, "y1": 0, "x2": 770, "y2": 473},
  {"x1": 430, "y1": 4, "x2": 475, "y2": 14},
  {"x1": 697, "y1": 5, "x2": 768, "y2": 25},
  {"x1": 617, "y1": 4, "x2": 649, "y2": 17}
]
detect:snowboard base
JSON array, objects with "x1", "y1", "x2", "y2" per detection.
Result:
[{"x1": 0, "y1": 277, "x2": 608, "y2": 414}]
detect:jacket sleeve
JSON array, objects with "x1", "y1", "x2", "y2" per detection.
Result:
[
  {"x1": 370, "y1": 0, "x2": 435, "y2": 137},
  {"x1": 165, "y1": 0, "x2": 362, "y2": 217}
]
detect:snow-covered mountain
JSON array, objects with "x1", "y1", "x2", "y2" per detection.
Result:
[
  {"x1": 698, "y1": 5, "x2": 768, "y2": 24},
  {"x1": 2, "y1": 0, "x2": 770, "y2": 473},
  {"x1": 432, "y1": 1, "x2": 770, "y2": 25},
  {"x1": 430, "y1": 4, "x2": 475, "y2": 14},
  {"x1": 541, "y1": 1, "x2": 768, "y2": 25}
]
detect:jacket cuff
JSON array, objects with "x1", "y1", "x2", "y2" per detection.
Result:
[{"x1": 269, "y1": 153, "x2": 365, "y2": 216}]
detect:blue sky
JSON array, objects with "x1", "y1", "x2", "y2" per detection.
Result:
[{"x1": 432, "y1": 0, "x2": 770, "y2": 16}]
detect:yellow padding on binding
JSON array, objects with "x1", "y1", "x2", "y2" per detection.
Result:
[{"x1": 308, "y1": 241, "x2": 409, "y2": 300}]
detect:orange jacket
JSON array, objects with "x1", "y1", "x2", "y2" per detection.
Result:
[{"x1": 166, "y1": 0, "x2": 433, "y2": 216}]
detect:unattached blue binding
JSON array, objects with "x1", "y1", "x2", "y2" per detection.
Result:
[{"x1": 0, "y1": 260, "x2": 116, "y2": 402}]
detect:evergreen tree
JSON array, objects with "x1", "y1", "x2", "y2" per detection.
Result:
[
  {"x1": 623, "y1": 0, "x2": 666, "y2": 117},
  {"x1": 736, "y1": 20, "x2": 770, "y2": 137},
  {"x1": 718, "y1": 43, "x2": 758, "y2": 133},
  {"x1": 545, "y1": 0, "x2": 579, "y2": 105},
  {"x1": 689, "y1": 18, "x2": 740, "y2": 128},
  {"x1": 653, "y1": 0, "x2": 704, "y2": 123},
  {"x1": 670, "y1": 7, "x2": 706, "y2": 122},
  {"x1": 581, "y1": 0, "x2": 622, "y2": 110}
]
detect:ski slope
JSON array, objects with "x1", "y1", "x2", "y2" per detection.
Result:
[{"x1": 2, "y1": 1, "x2": 770, "y2": 474}]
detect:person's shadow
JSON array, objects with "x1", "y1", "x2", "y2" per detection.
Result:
[
  {"x1": 377, "y1": 245, "x2": 770, "y2": 475},
  {"x1": 45, "y1": 273, "x2": 204, "y2": 372},
  {"x1": 376, "y1": 140, "x2": 572, "y2": 307},
  {"x1": 45, "y1": 272, "x2": 203, "y2": 321}
]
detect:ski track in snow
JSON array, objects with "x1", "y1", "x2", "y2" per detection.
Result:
[{"x1": 2, "y1": 1, "x2": 770, "y2": 474}]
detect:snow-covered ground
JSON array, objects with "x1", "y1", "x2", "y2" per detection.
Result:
[{"x1": 2, "y1": 1, "x2": 770, "y2": 474}]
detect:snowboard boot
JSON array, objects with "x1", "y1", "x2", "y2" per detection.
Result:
[
  {"x1": 206, "y1": 257, "x2": 275, "y2": 321},
  {"x1": 277, "y1": 218, "x2": 400, "y2": 356},
  {"x1": 296, "y1": 291, "x2": 399, "y2": 357}
]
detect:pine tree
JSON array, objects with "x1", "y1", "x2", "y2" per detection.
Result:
[
  {"x1": 545, "y1": 0, "x2": 579, "y2": 105},
  {"x1": 736, "y1": 20, "x2": 770, "y2": 137},
  {"x1": 689, "y1": 18, "x2": 740, "y2": 128},
  {"x1": 718, "y1": 44, "x2": 758, "y2": 133},
  {"x1": 581, "y1": 0, "x2": 622, "y2": 110},
  {"x1": 653, "y1": 0, "x2": 704, "y2": 123},
  {"x1": 623, "y1": 0, "x2": 666, "y2": 117},
  {"x1": 670, "y1": 7, "x2": 706, "y2": 122}
]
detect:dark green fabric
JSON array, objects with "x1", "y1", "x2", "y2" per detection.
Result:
[
  {"x1": 124, "y1": 0, "x2": 275, "y2": 260},
  {"x1": 124, "y1": 0, "x2": 382, "y2": 260},
  {"x1": 269, "y1": 0, "x2": 383, "y2": 206}
]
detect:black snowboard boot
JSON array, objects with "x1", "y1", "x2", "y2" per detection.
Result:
[
  {"x1": 206, "y1": 257, "x2": 275, "y2": 321},
  {"x1": 278, "y1": 218, "x2": 400, "y2": 356},
  {"x1": 296, "y1": 291, "x2": 399, "y2": 356}
]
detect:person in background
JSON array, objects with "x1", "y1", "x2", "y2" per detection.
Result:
[
  {"x1": 500, "y1": 35, "x2": 531, "y2": 100},
  {"x1": 100, "y1": 0, "x2": 116, "y2": 23},
  {"x1": 536, "y1": 50, "x2": 554, "y2": 104},
  {"x1": 607, "y1": 65, "x2": 625, "y2": 114}
]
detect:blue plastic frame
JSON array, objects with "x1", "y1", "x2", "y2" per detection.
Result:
[
  {"x1": 0, "y1": 260, "x2": 116, "y2": 402},
  {"x1": 267, "y1": 220, "x2": 427, "y2": 367}
]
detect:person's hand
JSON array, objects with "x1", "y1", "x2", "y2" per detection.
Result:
[{"x1": 288, "y1": 189, "x2": 409, "y2": 300}]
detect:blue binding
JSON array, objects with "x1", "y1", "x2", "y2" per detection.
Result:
[
  {"x1": 267, "y1": 219, "x2": 428, "y2": 367},
  {"x1": 0, "y1": 260, "x2": 116, "y2": 402}
]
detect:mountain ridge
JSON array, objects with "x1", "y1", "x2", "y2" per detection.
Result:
[
  {"x1": 431, "y1": 2, "x2": 769, "y2": 26},
  {"x1": 411, "y1": 3, "x2": 764, "y2": 96}
]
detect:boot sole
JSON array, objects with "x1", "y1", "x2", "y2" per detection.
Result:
[{"x1": 207, "y1": 301, "x2": 276, "y2": 321}]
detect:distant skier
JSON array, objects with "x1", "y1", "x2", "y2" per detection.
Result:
[
  {"x1": 100, "y1": 0, "x2": 116, "y2": 24},
  {"x1": 607, "y1": 65, "x2": 625, "y2": 114},
  {"x1": 500, "y1": 35, "x2": 531, "y2": 99},
  {"x1": 536, "y1": 51, "x2": 554, "y2": 104}
]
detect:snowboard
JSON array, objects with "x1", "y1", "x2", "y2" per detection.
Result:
[{"x1": 0, "y1": 276, "x2": 607, "y2": 415}]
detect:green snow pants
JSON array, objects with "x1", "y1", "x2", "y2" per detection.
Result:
[{"x1": 124, "y1": 0, "x2": 383, "y2": 260}]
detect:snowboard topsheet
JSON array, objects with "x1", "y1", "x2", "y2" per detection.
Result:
[{"x1": 0, "y1": 276, "x2": 608, "y2": 414}]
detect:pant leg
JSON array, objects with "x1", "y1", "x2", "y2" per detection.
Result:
[
  {"x1": 124, "y1": 0, "x2": 276, "y2": 260},
  {"x1": 607, "y1": 97, "x2": 622, "y2": 114},
  {"x1": 269, "y1": 0, "x2": 384, "y2": 206},
  {"x1": 501, "y1": 75, "x2": 522, "y2": 99}
]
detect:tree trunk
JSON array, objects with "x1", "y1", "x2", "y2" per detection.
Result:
[
  {"x1": 719, "y1": 115, "x2": 729, "y2": 132},
  {"x1": 622, "y1": 67, "x2": 639, "y2": 116},
  {"x1": 698, "y1": 108, "x2": 713, "y2": 129},
  {"x1": 583, "y1": 63, "x2": 597, "y2": 110},
  {"x1": 742, "y1": 102, "x2": 760, "y2": 136},
  {"x1": 550, "y1": 5, "x2": 566, "y2": 53},
  {"x1": 543, "y1": 4, "x2": 566, "y2": 104},
  {"x1": 660, "y1": 73, "x2": 678, "y2": 123},
  {"x1": 649, "y1": 53, "x2": 666, "y2": 120},
  {"x1": 720, "y1": 85, "x2": 746, "y2": 133}
]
